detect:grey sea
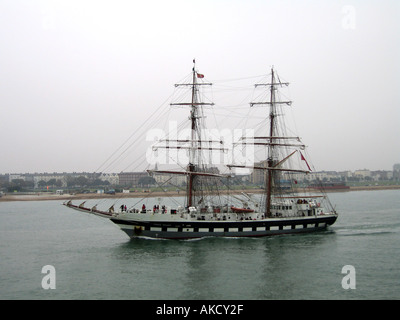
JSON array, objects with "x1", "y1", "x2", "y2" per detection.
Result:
[{"x1": 0, "y1": 189, "x2": 399, "y2": 300}]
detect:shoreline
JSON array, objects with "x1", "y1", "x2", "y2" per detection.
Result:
[{"x1": 1, "y1": 185, "x2": 399, "y2": 202}]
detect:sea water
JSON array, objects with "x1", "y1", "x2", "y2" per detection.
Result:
[{"x1": 0, "y1": 190, "x2": 399, "y2": 300}]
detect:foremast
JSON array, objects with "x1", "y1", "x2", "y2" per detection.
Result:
[
  {"x1": 149, "y1": 60, "x2": 226, "y2": 208},
  {"x1": 186, "y1": 60, "x2": 206, "y2": 207}
]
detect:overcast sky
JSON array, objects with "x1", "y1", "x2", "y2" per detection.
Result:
[{"x1": 0, "y1": 0, "x2": 399, "y2": 174}]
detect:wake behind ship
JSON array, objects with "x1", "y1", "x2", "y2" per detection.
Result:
[{"x1": 64, "y1": 62, "x2": 338, "y2": 239}]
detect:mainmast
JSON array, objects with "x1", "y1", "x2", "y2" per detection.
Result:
[
  {"x1": 265, "y1": 69, "x2": 276, "y2": 217},
  {"x1": 228, "y1": 68, "x2": 310, "y2": 217},
  {"x1": 250, "y1": 67, "x2": 292, "y2": 217}
]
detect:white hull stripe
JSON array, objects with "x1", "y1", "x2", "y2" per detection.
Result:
[{"x1": 130, "y1": 223, "x2": 328, "y2": 233}]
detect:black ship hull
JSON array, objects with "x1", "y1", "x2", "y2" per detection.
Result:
[{"x1": 110, "y1": 214, "x2": 337, "y2": 239}]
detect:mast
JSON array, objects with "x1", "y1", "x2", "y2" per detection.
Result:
[
  {"x1": 149, "y1": 61, "x2": 230, "y2": 208},
  {"x1": 265, "y1": 68, "x2": 275, "y2": 217},
  {"x1": 188, "y1": 61, "x2": 197, "y2": 207},
  {"x1": 168, "y1": 60, "x2": 215, "y2": 208},
  {"x1": 249, "y1": 67, "x2": 292, "y2": 217}
]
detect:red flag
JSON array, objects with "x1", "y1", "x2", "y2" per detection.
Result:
[
  {"x1": 197, "y1": 73, "x2": 204, "y2": 78},
  {"x1": 300, "y1": 152, "x2": 312, "y2": 171}
]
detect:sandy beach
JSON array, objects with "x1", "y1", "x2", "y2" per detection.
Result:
[{"x1": 1, "y1": 185, "x2": 399, "y2": 202}]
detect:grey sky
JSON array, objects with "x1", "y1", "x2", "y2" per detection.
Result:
[{"x1": 0, "y1": 0, "x2": 399, "y2": 174}]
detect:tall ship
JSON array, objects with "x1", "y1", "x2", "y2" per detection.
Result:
[{"x1": 64, "y1": 62, "x2": 338, "y2": 239}]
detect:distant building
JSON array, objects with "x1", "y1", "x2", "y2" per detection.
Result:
[
  {"x1": 338, "y1": 171, "x2": 353, "y2": 180},
  {"x1": 118, "y1": 172, "x2": 148, "y2": 187},
  {"x1": 153, "y1": 173, "x2": 186, "y2": 186},
  {"x1": 8, "y1": 174, "x2": 26, "y2": 182},
  {"x1": 371, "y1": 170, "x2": 393, "y2": 181},
  {"x1": 98, "y1": 173, "x2": 119, "y2": 185},
  {"x1": 251, "y1": 160, "x2": 268, "y2": 185},
  {"x1": 32, "y1": 173, "x2": 67, "y2": 188},
  {"x1": 354, "y1": 169, "x2": 371, "y2": 179},
  {"x1": 394, "y1": 163, "x2": 400, "y2": 180}
]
